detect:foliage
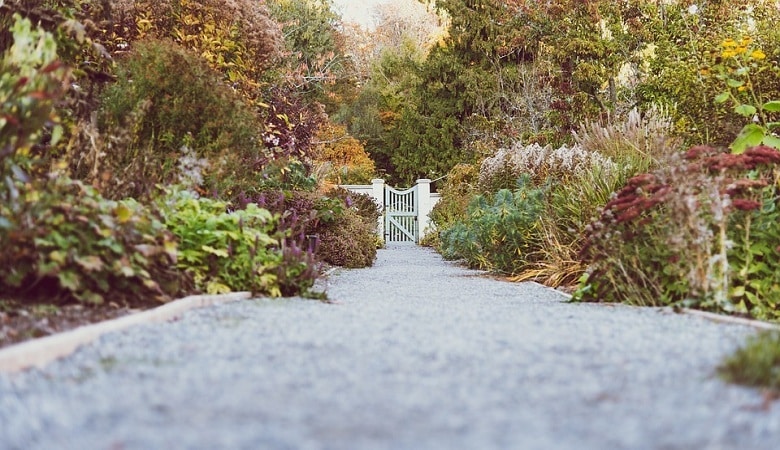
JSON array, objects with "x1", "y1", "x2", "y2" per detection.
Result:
[
  {"x1": 576, "y1": 145, "x2": 780, "y2": 321},
  {"x1": 636, "y1": 0, "x2": 780, "y2": 147},
  {"x1": 158, "y1": 190, "x2": 318, "y2": 297},
  {"x1": 719, "y1": 331, "x2": 780, "y2": 391},
  {"x1": 0, "y1": 177, "x2": 190, "y2": 306},
  {"x1": 266, "y1": 0, "x2": 353, "y2": 112},
  {"x1": 112, "y1": 0, "x2": 282, "y2": 101},
  {"x1": 313, "y1": 122, "x2": 376, "y2": 185},
  {"x1": 0, "y1": 14, "x2": 69, "y2": 188},
  {"x1": 440, "y1": 175, "x2": 545, "y2": 274},
  {"x1": 712, "y1": 36, "x2": 780, "y2": 153},
  {"x1": 572, "y1": 106, "x2": 681, "y2": 174},
  {"x1": 427, "y1": 163, "x2": 479, "y2": 246},
  {"x1": 338, "y1": 36, "x2": 426, "y2": 181},
  {"x1": 327, "y1": 187, "x2": 382, "y2": 229},
  {"x1": 92, "y1": 38, "x2": 265, "y2": 200},
  {"x1": 240, "y1": 189, "x2": 378, "y2": 269}
]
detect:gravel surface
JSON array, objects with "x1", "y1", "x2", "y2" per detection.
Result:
[{"x1": 1, "y1": 245, "x2": 778, "y2": 450}]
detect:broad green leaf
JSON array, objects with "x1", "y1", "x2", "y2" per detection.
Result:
[
  {"x1": 730, "y1": 124, "x2": 765, "y2": 154},
  {"x1": 58, "y1": 270, "x2": 81, "y2": 291},
  {"x1": 50, "y1": 124, "x2": 63, "y2": 146},
  {"x1": 762, "y1": 100, "x2": 780, "y2": 112},
  {"x1": 77, "y1": 291, "x2": 104, "y2": 305},
  {"x1": 163, "y1": 240, "x2": 178, "y2": 262},
  {"x1": 714, "y1": 92, "x2": 730, "y2": 103},
  {"x1": 731, "y1": 285, "x2": 746, "y2": 298},
  {"x1": 734, "y1": 104, "x2": 757, "y2": 117},
  {"x1": 762, "y1": 134, "x2": 780, "y2": 149},
  {"x1": 727, "y1": 78, "x2": 745, "y2": 88}
]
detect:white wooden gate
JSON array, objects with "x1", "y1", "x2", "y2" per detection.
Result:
[
  {"x1": 340, "y1": 178, "x2": 440, "y2": 244},
  {"x1": 384, "y1": 185, "x2": 418, "y2": 243}
]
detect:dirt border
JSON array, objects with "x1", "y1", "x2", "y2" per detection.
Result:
[{"x1": 0, "y1": 292, "x2": 252, "y2": 374}]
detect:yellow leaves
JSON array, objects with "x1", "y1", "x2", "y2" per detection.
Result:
[
  {"x1": 114, "y1": 203, "x2": 133, "y2": 224},
  {"x1": 206, "y1": 280, "x2": 232, "y2": 294}
]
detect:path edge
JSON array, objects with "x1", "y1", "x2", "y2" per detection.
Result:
[
  {"x1": 529, "y1": 281, "x2": 780, "y2": 332},
  {"x1": 0, "y1": 291, "x2": 253, "y2": 374}
]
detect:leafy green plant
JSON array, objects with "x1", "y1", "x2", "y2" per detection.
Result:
[
  {"x1": 719, "y1": 331, "x2": 780, "y2": 391},
  {"x1": 159, "y1": 190, "x2": 318, "y2": 297},
  {"x1": 0, "y1": 177, "x2": 190, "y2": 305},
  {"x1": 712, "y1": 36, "x2": 780, "y2": 153},
  {"x1": 440, "y1": 175, "x2": 546, "y2": 274}
]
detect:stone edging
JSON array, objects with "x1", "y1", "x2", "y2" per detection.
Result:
[
  {"x1": 529, "y1": 281, "x2": 780, "y2": 332},
  {"x1": 0, "y1": 292, "x2": 253, "y2": 374}
]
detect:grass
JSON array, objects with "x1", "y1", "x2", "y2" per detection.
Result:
[{"x1": 719, "y1": 331, "x2": 780, "y2": 391}]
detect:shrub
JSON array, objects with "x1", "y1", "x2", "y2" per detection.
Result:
[
  {"x1": 719, "y1": 331, "x2": 780, "y2": 392},
  {"x1": 313, "y1": 122, "x2": 376, "y2": 185},
  {"x1": 576, "y1": 145, "x2": 780, "y2": 321},
  {"x1": 111, "y1": 0, "x2": 282, "y2": 100},
  {"x1": 0, "y1": 177, "x2": 191, "y2": 306},
  {"x1": 428, "y1": 163, "x2": 479, "y2": 245},
  {"x1": 158, "y1": 190, "x2": 318, "y2": 297},
  {"x1": 239, "y1": 189, "x2": 378, "y2": 268},
  {"x1": 91, "y1": 38, "x2": 266, "y2": 200},
  {"x1": 326, "y1": 187, "x2": 382, "y2": 229},
  {"x1": 440, "y1": 175, "x2": 545, "y2": 274},
  {"x1": 318, "y1": 209, "x2": 378, "y2": 268}
]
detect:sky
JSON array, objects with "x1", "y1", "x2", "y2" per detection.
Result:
[{"x1": 330, "y1": 0, "x2": 391, "y2": 28}]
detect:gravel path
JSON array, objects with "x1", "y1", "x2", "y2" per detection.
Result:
[{"x1": 1, "y1": 245, "x2": 778, "y2": 449}]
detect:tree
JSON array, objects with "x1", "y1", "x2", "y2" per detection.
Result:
[{"x1": 267, "y1": 0, "x2": 356, "y2": 113}]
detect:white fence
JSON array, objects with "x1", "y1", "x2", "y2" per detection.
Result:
[{"x1": 340, "y1": 179, "x2": 441, "y2": 244}]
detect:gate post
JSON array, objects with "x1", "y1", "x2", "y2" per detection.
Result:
[
  {"x1": 371, "y1": 178, "x2": 385, "y2": 240},
  {"x1": 416, "y1": 178, "x2": 432, "y2": 242}
]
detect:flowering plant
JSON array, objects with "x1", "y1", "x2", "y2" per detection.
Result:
[{"x1": 713, "y1": 36, "x2": 780, "y2": 153}]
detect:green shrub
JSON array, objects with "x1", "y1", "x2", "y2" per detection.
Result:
[
  {"x1": 576, "y1": 146, "x2": 780, "y2": 321},
  {"x1": 440, "y1": 175, "x2": 546, "y2": 274},
  {"x1": 719, "y1": 331, "x2": 780, "y2": 391},
  {"x1": 93, "y1": 38, "x2": 266, "y2": 200},
  {"x1": 0, "y1": 177, "x2": 191, "y2": 306},
  {"x1": 427, "y1": 163, "x2": 480, "y2": 248},
  {"x1": 158, "y1": 190, "x2": 318, "y2": 297}
]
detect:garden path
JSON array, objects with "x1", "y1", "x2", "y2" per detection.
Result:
[{"x1": 1, "y1": 245, "x2": 779, "y2": 449}]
